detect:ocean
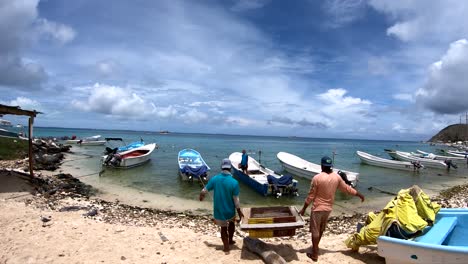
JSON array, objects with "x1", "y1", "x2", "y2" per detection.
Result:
[{"x1": 34, "y1": 127, "x2": 468, "y2": 214}]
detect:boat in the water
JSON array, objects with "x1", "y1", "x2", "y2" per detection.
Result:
[
  {"x1": 104, "y1": 138, "x2": 145, "y2": 153},
  {"x1": 378, "y1": 208, "x2": 468, "y2": 264},
  {"x1": 101, "y1": 143, "x2": 157, "y2": 168},
  {"x1": 276, "y1": 151, "x2": 358, "y2": 187},
  {"x1": 178, "y1": 148, "x2": 210, "y2": 181},
  {"x1": 229, "y1": 152, "x2": 298, "y2": 198},
  {"x1": 66, "y1": 135, "x2": 105, "y2": 145},
  {"x1": 446, "y1": 150, "x2": 468, "y2": 158},
  {"x1": 416, "y1": 150, "x2": 466, "y2": 161},
  {"x1": 357, "y1": 151, "x2": 424, "y2": 171},
  {"x1": 393, "y1": 151, "x2": 452, "y2": 170}
]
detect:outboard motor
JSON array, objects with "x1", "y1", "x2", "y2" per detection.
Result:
[
  {"x1": 444, "y1": 159, "x2": 458, "y2": 170},
  {"x1": 337, "y1": 170, "x2": 352, "y2": 186},
  {"x1": 105, "y1": 147, "x2": 118, "y2": 155},
  {"x1": 411, "y1": 161, "x2": 423, "y2": 170}
]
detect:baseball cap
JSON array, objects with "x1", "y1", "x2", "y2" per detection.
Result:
[
  {"x1": 321, "y1": 156, "x2": 333, "y2": 167},
  {"x1": 221, "y1": 158, "x2": 232, "y2": 169}
]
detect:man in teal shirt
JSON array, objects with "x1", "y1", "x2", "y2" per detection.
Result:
[{"x1": 200, "y1": 158, "x2": 244, "y2": 252}]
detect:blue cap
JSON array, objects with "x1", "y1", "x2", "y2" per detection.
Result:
[
  {"x1": 221, "y1": 158, "x2": 232, "y2": 169},
  {"x1": 321, "y1": 156, "x2": 333, "y2": 167}
]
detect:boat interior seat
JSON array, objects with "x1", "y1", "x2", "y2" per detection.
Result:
[{"x1": 413, "y1": 217, "x2": 457, "y2": 245}]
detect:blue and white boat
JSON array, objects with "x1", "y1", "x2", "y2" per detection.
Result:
[
  {"x1": 229, "y1": 152, "x2": 298, "y2": 198},
  {"x1": 105, "y1": 138, "x2": 146, "y2": 154},
  {"x1": 178, "y1": 149, "x2": 210, "y2": 181},
  {"x1": 378, "y1": 208, "x2": 468, "y2": 264}
]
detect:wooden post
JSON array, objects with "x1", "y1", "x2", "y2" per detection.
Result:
[{"x1": 28, "y1": 116, "x2": 34, "y2": 178}]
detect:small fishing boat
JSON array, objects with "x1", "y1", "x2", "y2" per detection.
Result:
[
  {"x1": 277, "y1": 151, "x2": 358, "y2": 187},
  {"x1": 77, "y1": 140, "x2": 106, "y2": 146},
  {"x1": 229, "y1": 152, "x2": 298, "y2": 198},
  {"x1": 178, "y1": 149, "x2": 210, "y2": 181},
  {"x1": 357, "y1": 151, "x2": 424, "y2": 171},
  {"x1": 446, "y1": 150, "x2": 468, "y2": 158},
  {"x1": 101, "y1": 143, "x2": 157, "y2": 168},
  {"x1": 378, "y1": 208, "x2": 468, "y2": 264},
  {"x1": 394, "y1": 151, "x2": 452, "y2": 170},
  {"x1": 65, "y1": 135, "x2": 103, "y2": 144},
  {"x1": 384, "y1": 149, "x2": 410, "y2": 160},
  {"x1": 416, "y1": 150, "x2": 466, "y2": 161},
  {"x1": 104, "y1": 138, "x2": 145, "y2": 153}
]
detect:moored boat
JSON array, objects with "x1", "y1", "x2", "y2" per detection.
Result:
[
  {"x1": 378, "y1": 208, "x2": 468, "y2": 264},
  {"x1": 101, "y1": 143, "x2": 157, "y2": 168},
  {"x1": 277, "y1": 151, "x2": 358, "y2": 187},
  {"x1": 65, "y1": 135, "x2": 103, "y2": 144},
  {"x1": 357, "y1": 151, "x2": 424, "y2": 171},
  {"x1": 104, "y1": 138, "x2": 145, "y2": 153},
  {"x1": 229, "y1": 152, "x2": 298, "y2": 198},
  {"x1": 178, "y1": 148, "x2": 210, "y2": 181},
  {"x1": 394, "y1": 151, "x2": 452, "y2": 170},
  {"x1": 416, "y1": 150, "x2": 466, "y2": 161}
]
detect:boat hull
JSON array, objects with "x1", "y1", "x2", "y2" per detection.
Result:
[
  {"x1": 229, "y1": 152, "x2": 298, "y2": 197},
  {"x1": 357, "y1": 151, "x2": 424, "y2": 171},
  {"x1": 101, "y1": 143, "x2": 156, "y2": 169},
  {"x1": 395, "y1": 151, "x2": 448, "y2": 169},
  {"x1": 178, "y1": 149, "x2": 210, "y2": 181},
  {"x1": 276, "y1": 152, "x2": 358, "y2": 187},
  {"x1": 378, "y1": 208, "x2": 468, "y2": 264}
]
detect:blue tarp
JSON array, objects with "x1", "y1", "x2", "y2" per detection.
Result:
[
  {"x1": 267, "y1": 174, "x2": 294, "y2": 187},
  {"x1": 181, "y1": 165, "x2": 208, "y2": 179}
]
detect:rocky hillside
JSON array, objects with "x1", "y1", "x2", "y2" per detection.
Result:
[{"x1": 429, "y1": 124, "x2": 468, "y2": 142}]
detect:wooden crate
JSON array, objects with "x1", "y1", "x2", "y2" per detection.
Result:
[{"x1": 240, "y1": 206, "x2": 304, "y2": 238}]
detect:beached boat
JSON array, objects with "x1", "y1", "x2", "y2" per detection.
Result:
[
  {"x1": 276, "y1": 151, "x2": 358, "y2": 187},
  {"x1": 178, "y1": 148, "x2": 210, "y2": 181},
  {"x1": 393, "y1": 151, "x2": 450, "y2": 170},
  {"x1": 229, "y1": 152, "x2": 298, "y2": 198},
  {"x1": 416, "y1": 150, "x2": 466, "y2": 161},
  {"x1": 384, "y1": 149, "x2": 411, "y2": 160},
  {"x1": 378, "y1": 208, "x2": 468, "y2": 264},
  {"x1": 0, "y1": 128, "x2": 18, "y2": 138},
  {"x1": 357, "y1": 151, "x2": 424, "y2": 171},
  {"x1": 101, "y1": 143, "x2": 157, "y2": 168}
]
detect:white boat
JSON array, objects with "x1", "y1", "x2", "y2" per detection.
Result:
[
  {"x1": 416, "y1": 150, "x2": 466, "y2": 161},
  {"x1": 178, "y1": 148, "x2": 210, "y2": 181},
  {"x1": 101, "y1": 143, "x2": 157, "y2": 168},
  {"x1": 446, "y1": 150, "x2": 468, "y2": 158},
  {"x1": 229, "y1": 152, "x2": 298, "y2": 197},
  {"x1": 65, "y1": 135, "x2": 102, "y2": 144},
  {"x1": 378, "y1": 208, "x2": 468, "y2": 264},
  {"x1": 277, "y1": 152, "x2": 358, "y2": 187},
  {"x1": 357, "y1": 151, "x2": 424, "y2": 171},
  {"x1": 394, "y1": 151, "x2": 450, "y2": 169},
  {"x1": 384, "y1": 149, "x2": 411, "y2": 160},
  {"x1": 78, "y1": 140, "x2": 106, "y2": 146}
]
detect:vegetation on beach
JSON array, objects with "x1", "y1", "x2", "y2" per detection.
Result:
[{"x1": 0, "y1": 137, "x2": 28, "y2": 160}]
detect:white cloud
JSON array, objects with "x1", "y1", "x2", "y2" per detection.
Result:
[
  {"x1": 96, "y1": 60, "x2": 118, "y2": 76},
  {"x1": 393, "y1": 93, "x2": 414, "y2": 102},
  {"x1": 322, "y1": 0, "x2": 367, "y2": 28},
  {"x1": 35, "y1": 18, "x2": 76, "y2": 44},
  {"x1": 0, "y1": 0, "x2": 75, "y2": 89},
  {"x1": 72, "y1": 83, "x2": 163, "y2": 119},
  {"x1": 368, "y1": 0, "x2": 468, "y2": 43},
  {"x1": 1, "y1": 96, "x2": 42, "y2": 111},
  {"x1": 231, "y1": 0, "x2": 270, "y2": 12},
  {"x1": 416, "y1": 39, "x2": 468, "y2": 114},
  {"x1": 392, "y1": 123, "x2": 408, "y2": 133}
]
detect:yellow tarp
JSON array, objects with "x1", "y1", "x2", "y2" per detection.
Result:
[{"x1": 345, "y1": 185, "x2": 440, "y2": 250}]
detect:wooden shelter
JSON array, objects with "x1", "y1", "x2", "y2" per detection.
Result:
[{"x1": 0, "y1": 104, "x2": 41, "y2": 177}]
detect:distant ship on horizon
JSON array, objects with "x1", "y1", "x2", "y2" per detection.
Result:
[{"x1": 159, "y1": 130, "x2": 170, "y2": 134}]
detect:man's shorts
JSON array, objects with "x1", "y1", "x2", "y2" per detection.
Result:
[
  {"x1": 309, "y1": 211, "x2": 331, "y2": 238},
  {"x1": 214, "y1": 216, "x2": 236, "y2": 227}
]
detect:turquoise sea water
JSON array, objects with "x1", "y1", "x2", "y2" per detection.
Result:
[{"x1": 35, "y1": 127, "x2": 468, "y2": 212}]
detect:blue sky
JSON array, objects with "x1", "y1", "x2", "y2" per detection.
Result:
[{"x1": 1, "y1": 0, "x2": 468, "y2": 140}]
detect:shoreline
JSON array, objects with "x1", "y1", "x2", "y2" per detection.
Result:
[{"x1": 1, "y1": 153, "x2": 467, "y2": 263}]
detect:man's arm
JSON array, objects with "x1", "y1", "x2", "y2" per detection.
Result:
[
  {"x1": 233, "y1": 196, "x2": 244, "y2": 221},
  {"x1": 299, "y1": 177, "x2": 317, "y2": 216}
]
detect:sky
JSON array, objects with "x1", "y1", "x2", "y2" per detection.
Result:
[{"x1": 1, "y1": 0, "x2": 468, "y2": 141}]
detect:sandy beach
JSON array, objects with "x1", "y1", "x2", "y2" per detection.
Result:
[{"x1": 1, "y1": 157, "x2": 467, "y2": 264}]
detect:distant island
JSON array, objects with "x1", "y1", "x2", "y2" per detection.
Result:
[{"x1": 429, "y1": 124, "x2": 468, "y2": 142}]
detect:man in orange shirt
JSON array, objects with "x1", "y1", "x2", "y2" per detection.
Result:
[{"x1": 299, "y1": 156, "x2": 365, "y2": 261}]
